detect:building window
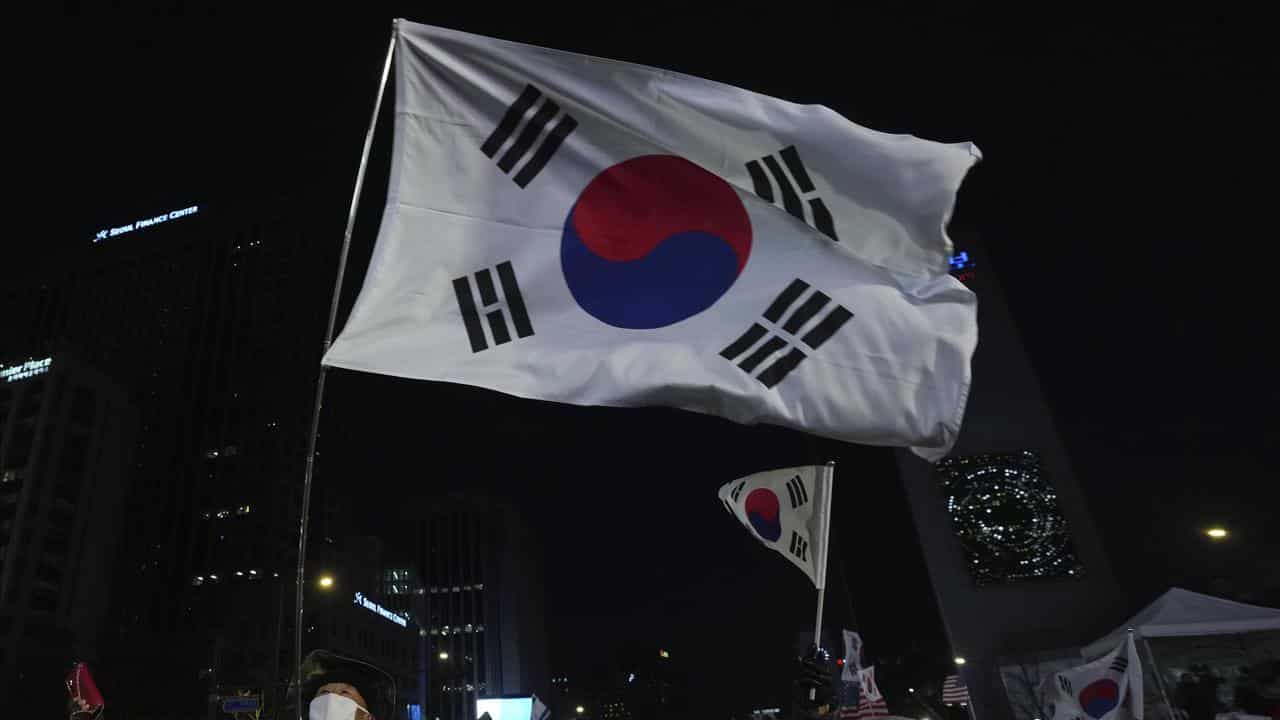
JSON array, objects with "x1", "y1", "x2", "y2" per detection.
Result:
[{"x1": 935, "y1": 450, "x2": 1084, "y2": 586}]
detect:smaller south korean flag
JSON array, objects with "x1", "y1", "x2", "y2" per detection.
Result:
[
  {"x1": 719, "y1": 465, "x2": 830, "y2": 586},
  {"x1": 1044, "y1": 635, "x2": 1143, "y2": 720}
]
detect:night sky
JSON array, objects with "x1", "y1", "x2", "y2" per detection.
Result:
[{"x1": 30, "y1": 1, "x2": 1278, "y2": 714}]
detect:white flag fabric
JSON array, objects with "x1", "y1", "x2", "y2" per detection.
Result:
[
  {"x1": 322, "y1": 19, "x2": 981, "y2": 460},
  {"x1": 531, "y1": 695, "x2": 550, "y2": 720},
  {"x1": 718, "y1": 466, "x2": 829, "y2": 586},
  {"x1": 842, "y1": 630, "x2": 864, "y2": 682},
  {"x1": 1044, "y1": 635, "x2": 1143, "y2": 720},
  {"x1": 858, "y1": 666, "x2": 883, "y2": 703}
]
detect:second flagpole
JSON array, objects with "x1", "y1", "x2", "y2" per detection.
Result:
[
  {"x1": 810, "y1": 461, "x2": 836, "y2": 699},
  {"x1": 292, "y1": 20, "x2": 399, "y2": 720}
]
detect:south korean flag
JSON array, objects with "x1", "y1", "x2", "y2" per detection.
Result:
[
  {"x1": 323, "y1": 20, "x2": 979, "y2": 461},
  {"x1": 718, "y1": 465, "x2": 832, "y2": 587}
]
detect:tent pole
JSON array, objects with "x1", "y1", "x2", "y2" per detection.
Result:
[{"x1": 1140, "y1": 633, "x2": 1178, "y2": 720}]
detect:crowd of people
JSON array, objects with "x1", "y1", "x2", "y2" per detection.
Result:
[
  {"x1": 1173, "y1": 662, "x2": 1280, "y2": 720},
  {"x1": 66, "y1": 647, "x2": 841, "y2": 720},
  {"x1": 65, "y1": 650, "x2": 1280, "y2": 720}
]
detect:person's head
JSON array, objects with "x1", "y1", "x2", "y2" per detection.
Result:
[
  {"x1": 312, "y1": 681, "x2": 374, "y2": 720},
  {"x1": 299, "y1": 650, "x2": 392, "y2": 720}
]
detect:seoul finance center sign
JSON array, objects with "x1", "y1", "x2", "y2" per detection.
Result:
[{"x1": 94, "y1": 205, "x2": 199, "y2": 243}]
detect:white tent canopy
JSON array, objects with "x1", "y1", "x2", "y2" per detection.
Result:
[{"x1": 1085, "y1": 587, "x2": 1280, "y2": 658}]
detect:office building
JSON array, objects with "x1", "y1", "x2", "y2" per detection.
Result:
[
  {"x1": 305, "y1": 535, "x2": 420, "y2": 719},
  {"x1": 897, "y1": 240, "x2": 1124, "y2": 720},
  {"x1": 0, "y1": 188, "x2": 349, "y2": 714},
  {"x1": 417, "y1": 494, "x2": 549, "y2": 720},
  {"x1": 0, "y1": 355, "x2": 137, "y2": 704}
]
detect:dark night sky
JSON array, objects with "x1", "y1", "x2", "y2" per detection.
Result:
[{"x1": 25, "y1": 0, "x2": 1279, "y2": 712}]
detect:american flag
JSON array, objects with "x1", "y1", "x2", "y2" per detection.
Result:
[{"x1": 942, "y1": 674, "x2": 971, "y2": 706}]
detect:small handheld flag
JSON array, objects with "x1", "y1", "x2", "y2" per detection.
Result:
[
  {"x1": 841, "y1": 630, "x2": 864, "y2": 682},
  {"x1": 1043, "y1": 634, "x2": 1143, "y2": 720},
  {"x1": 840, "y1": 666, "x2": 889, "y2": 720},
  {"x1": 719, "y1": 465, "x2": 830, "y2": 586}
]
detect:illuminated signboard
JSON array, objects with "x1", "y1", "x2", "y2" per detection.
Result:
[
  {"x1": 949, "y1": 251, "x2": 976, "y2": 284},
  {"x1": 1, "y1": 357, "x2": 52, "y2": 383},
  {"x1": 476, "y1": 698, "x2": 532, "y2": 720},
  {"x1": 94, "y1": 205, "x2": 199, "y2": 243},
  {"x1": 949, "y1": 251, "x2": 974, "y2": 270},
  {"x1": 354, "y1": 592, "x2": 408, "y2": 628}
]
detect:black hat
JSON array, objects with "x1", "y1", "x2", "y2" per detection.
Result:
[{"x1": 297, "y1": 649, "x2": 395, "y2": 720}]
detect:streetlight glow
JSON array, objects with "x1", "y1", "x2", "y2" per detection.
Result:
[
  {"x1": 318, "y1": 575, "x2": 335, "y2": 589},
  {"x1": 1206, "y1": 527, "x2": 1228, "y2": 540},
  {"x1": 439, "y1": 651, "x2": 449, "y2": 660},
  {"x1": 954, "y1": 657, "x2": 967, "y2": 665},
  {"x1": 576, "y1": 706, "x2": 584, "y2": 715}
]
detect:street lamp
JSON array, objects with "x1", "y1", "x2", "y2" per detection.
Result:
[
  {"x1": 576, "y1": 706, "x2": 584, "y2": 715},
  {"x1": 954, "y1": 657, "x2": 967, "y2": 666},
  {"x1": 439, "y1": 651, "x2": 449, "y2": 660},
  {"x1": 1205, "y1": 527, "x2": 1228, "y2": 540}
]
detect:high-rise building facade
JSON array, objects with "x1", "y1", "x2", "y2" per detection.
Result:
[
  {"x1": 0, "y1": 355, "x2": 137, "y2": 706},
  {"x1": 416, "y1": 494, "x2": 549, "y2": 720},
  {"x1": 305, "y1": 535, "x2": 420, "y2": 719},
  {"x1": 0, "y1": 189, "x2": 348, "y2": 714},
  {"x1": 897, "y1": 239, "x2": 1124, "y2": 720}
]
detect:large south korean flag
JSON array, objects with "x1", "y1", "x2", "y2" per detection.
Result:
[{"x1": 322, "y1": 19, "x2": 982, "y2": 460}]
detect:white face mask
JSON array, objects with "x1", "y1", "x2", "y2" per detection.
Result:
[{"x1": 310, "y1": 693, "x2": 370, "y2": 720}]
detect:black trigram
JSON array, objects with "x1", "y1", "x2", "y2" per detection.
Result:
[
  {"x1": 722, "y1": 480, "x2": 748, "y2": 515},
  {"x1": 789, "y1": 531, "x2": 809, "y2": 563},
  {"x1": 745, "y1": 146, "x2": 838, "y2": 241},
  {"x1": 1057, "y1": 675, "x2": 1072, "y2": 695},
  {"x1": 481, "y1": 84, "x2": 579, "y2": 188},
  {"x1": 1109, "y1": 655, "x2": 1128, "y2": 674},
  {"x1": 784, "y1": 474, "x2": 809, "y2": 509},
  {"x1": 452, "y1": 261, "x2": 535, "y2": 353},
  {"x1": 720, "y1": 279, "x2": 853, "y2": 388}
]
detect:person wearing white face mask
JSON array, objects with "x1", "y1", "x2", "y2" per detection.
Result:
[
  {"x1": 311, "y1": 682, "x2": 375, "y2": 720},
  {"x1": 298, "y1": 649, "x2": 394, "y2": 720}
]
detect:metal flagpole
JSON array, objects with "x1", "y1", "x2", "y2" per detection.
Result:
[
  {"x1": 810, "y1": 461, "x2": 836, "y2": 700},
  {"x1": 293, "y1": 20, "x2": 399, "y2": 720}
]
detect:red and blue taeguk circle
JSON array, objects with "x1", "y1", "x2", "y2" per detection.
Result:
[
  {"x1": 1078, "y1": 679, "x2": 1120, "y2": 719},
  {"x1": 744, "y1": 488, "x2": 782, "y2": 542},
  {"x1": 561, "y1": 155, "x2": 752, "y2": 329}
]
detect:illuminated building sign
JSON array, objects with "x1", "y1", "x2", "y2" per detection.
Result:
[
  {"x1": 354, "y1": 592, "x2": 408, "y2": 628},
  {"x1": 94, "y1": 205, "x2": 199, "y2": 243},
  {"x1": 949, "y1": 251, "x2": 974, "y2": 270},
  {"x1": 1, "y1": 357, "x2": 52, "y2": 383},
  {"x1": 949, "y1": 251, "x2": 976, "y2": 284}
]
